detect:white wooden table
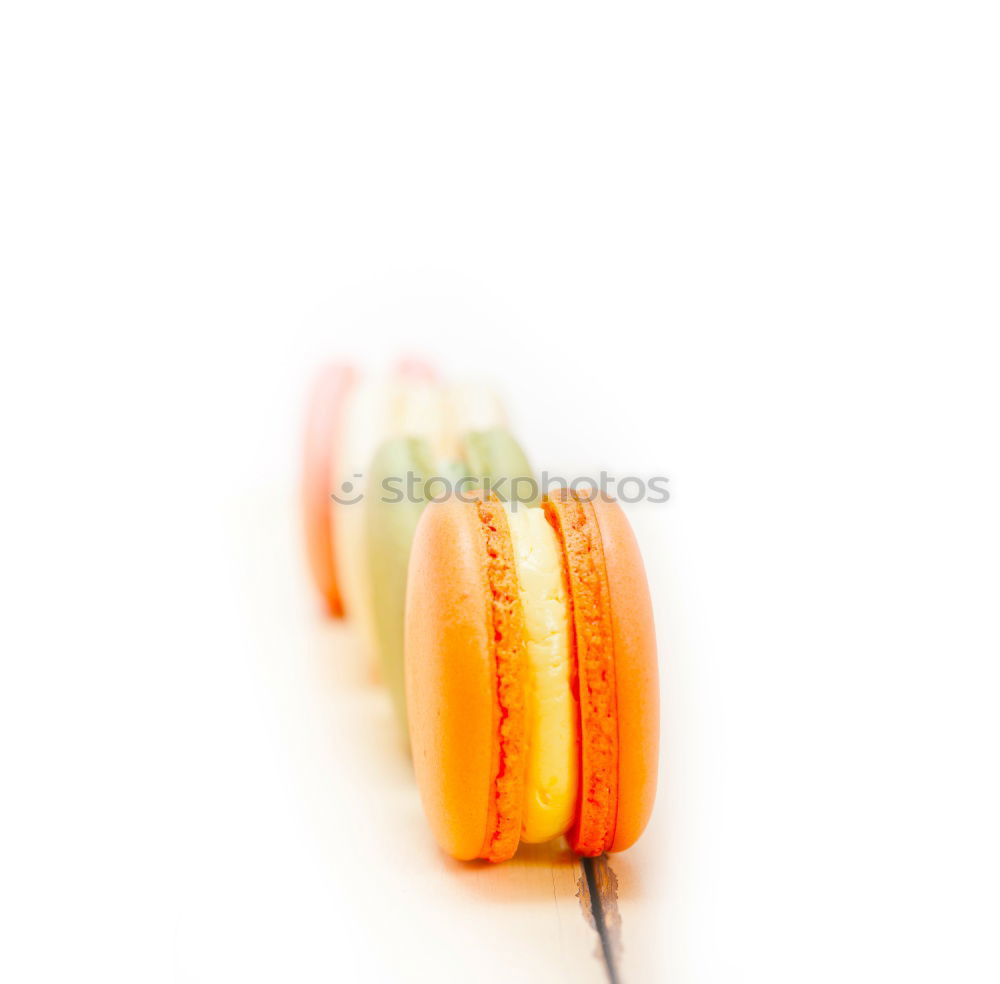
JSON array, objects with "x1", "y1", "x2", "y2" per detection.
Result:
[{"x1": 217, "y1": 493, "x2": 665, "y2": 982}]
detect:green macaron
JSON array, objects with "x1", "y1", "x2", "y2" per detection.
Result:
[{"x1": 366, "y1": 428, "x2": 534, "y2": 740}]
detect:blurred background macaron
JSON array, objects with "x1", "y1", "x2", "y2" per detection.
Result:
[
  {"x1": 367, "y1": 428, "x2": 534, "y2": 738},
  {"x1": 302, "y1": 358, "x2": 508, "y2": 637}
]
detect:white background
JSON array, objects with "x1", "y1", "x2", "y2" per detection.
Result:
[{"x1": 2, "y1": 2, "x2": 999, "y2": 981}]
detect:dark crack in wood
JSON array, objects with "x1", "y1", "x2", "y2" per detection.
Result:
[{"x1": 577, "y1": 855, "x2": 623, "y2": 984}]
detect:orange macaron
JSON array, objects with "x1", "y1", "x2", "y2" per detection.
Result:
[
  {"x1": 405, "y1": 487, "x2": 658, "y2": 861},
  {"x1": 301, "y1": 357, "x2": 443, "y2": 618},
  {"x1": 302, "y1": 362, "x2": 355, "y2": 616}
]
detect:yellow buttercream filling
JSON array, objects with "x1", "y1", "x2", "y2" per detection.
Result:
[{"x1": 504, "y1": 504, "x2": 579, "y2": 843}]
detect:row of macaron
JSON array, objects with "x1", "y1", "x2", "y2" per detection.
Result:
[{"x1": 302, "y1": 359, "x2": 658, "y2": 862}]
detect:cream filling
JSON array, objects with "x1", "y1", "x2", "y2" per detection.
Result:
[
  {"x1": 333, "y1": 376, "x2": 450, "y2": 635},
  {"x1": 443, "y1": 382, "x2": 506, "y2": 458},
  {"x1": 503, "y1": 503, "x2": 579, "y2": 843},
  {"x1": 392, "y1": 378, "x2": 451, "y2": 459}
]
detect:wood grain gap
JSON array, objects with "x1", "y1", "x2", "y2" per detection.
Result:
[{"x1": 579, "y1": 855, "x2": 623, "y2": 984}]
